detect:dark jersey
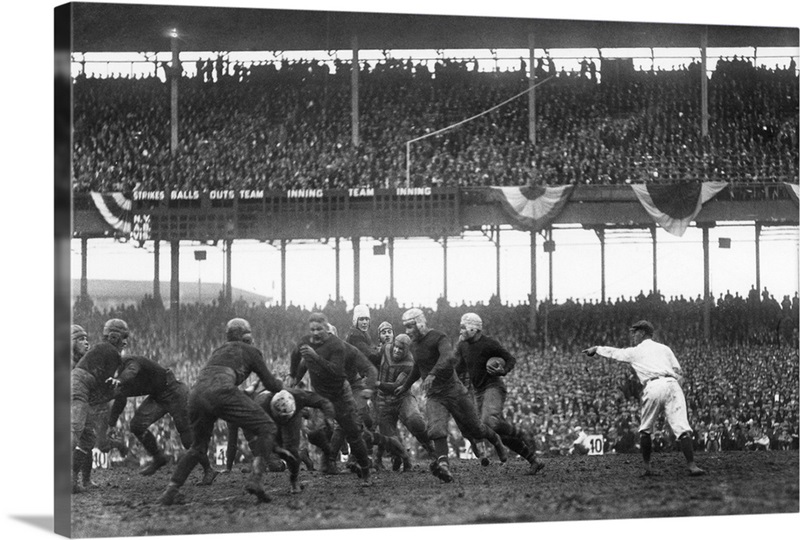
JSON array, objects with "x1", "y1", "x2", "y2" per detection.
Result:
[
  {"x1": 289, "y1": 334, "x2": 348, "y2": 397},
  {"x1": 113, "y1": 355, "x2": 172, "y2": 397},
  {"x1": 342, "y1": 340, "x2": 378, "y2": 391},
  {"x1": 197, "y1": 341, "x2": 283, "y2": 393},
  {"x1": 345, "y1": 327, "x2": 382, "y2": 368},
  {"x1": 407, "y1": 329, "x2": 457, "y2": 389},
  {"x1": 455, "y1": 333, "x2": 516, "y2": 392},
  {"x1": 74, "y1": 341, "x2": 123, "y2": 384}
]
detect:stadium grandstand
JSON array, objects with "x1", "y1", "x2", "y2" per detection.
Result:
[{"x1": 64, "y1": 5, "x2": 798, "y2": 468}]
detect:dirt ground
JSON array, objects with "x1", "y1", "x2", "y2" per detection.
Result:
[{"x1": 71, "y1": 450, "x2": 799, "y2": 538}]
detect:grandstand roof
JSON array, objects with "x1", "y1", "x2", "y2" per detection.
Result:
[{"x1": 69, "y1": 3, "x2": 799, "y2": 53}]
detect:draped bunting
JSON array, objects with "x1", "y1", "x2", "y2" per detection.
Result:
[
  {"x1": 90, "y1": 192, "x2": 132, "y2": 234},
  {"x1": 630, "y1": 181, "x2": 728, "y2": 237},
  {"x1": 488, "y1": 185, "x2": 574, "y2": 232},
  {"x1": 786, "y1": 182, "x2": 800, "y2": 205}
]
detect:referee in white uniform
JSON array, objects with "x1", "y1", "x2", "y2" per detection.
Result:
[{"x1": 583, "y1": 320, "x2": 706, "y2": 477}]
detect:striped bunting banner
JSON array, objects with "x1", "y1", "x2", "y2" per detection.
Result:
[
  {"x1": 630, "y1": 181, "x2": 728, "y2": 237},
  {"x1": 89, "y1": 192, "x2": 132, "y2": 235},
  {"x1": 488, "y1": 185, "x2": 574, "y2": 232},
  {"x1": 785, "y1": 182, "x2": 799, "y2": 205}
]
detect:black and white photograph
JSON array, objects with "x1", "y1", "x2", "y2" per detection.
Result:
[{"x1": 7, "y1": 1, "x2": 800, "y2": 539}]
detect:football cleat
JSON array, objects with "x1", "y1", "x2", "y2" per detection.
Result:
[{"x1": 139, "y1": 454, "x2": 168, "y2": 476}]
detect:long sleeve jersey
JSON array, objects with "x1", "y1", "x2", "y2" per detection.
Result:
[
  {"x1": 113, "y1": 355, "x2": 172, "y2": 398},
  {"x1": 74, "y1": 341, "x2": 123, "y2": 386},
  {"x1": 108, "y1": 355, "x2": 175, "y2": 426},
  {"x1": 342, "y1": 340, "x2": 378, "y2": 391},
  {"x1": 196, "y1": 340, "x2": 283, "y2": 394},
  {"x1": 402, "y1": 329, "x2": 457, "y2": 392},
  {"x1": 345, "y1": 327, "x2": 382, "y2": 368},
  {"x1": 595, "y1": 338, "x2": 682, "y2": 385},
  {"x1": 289, "y1": 334, "x2": 347, "y2": 398},
  {"x1": 454, "y1": 333, "x2": 517, "y2": 392}
]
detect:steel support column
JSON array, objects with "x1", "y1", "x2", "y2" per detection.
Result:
[
  {"x1": 225, "y1": 239, "x2": 232, "y2": 303},
  {"x1": 755, "y1": 223, "x2": 762, "y2": 294},
  {"x1": 548, "y1": 229, "x2": 554, "y2": 302},
  {"x1": 351, "y1": 36, "x2": 360, "y2": 147},
  {"x1": 335, "y1": 237, "x2": 341, "y2": 302},
  {"x1": 353, "y1": 236, "x2": 361, "y2": 306},
  {"x1": 528, "y1": 33, "x2": 536, "y2": 145},
  {"x1": 281, "y1": 239, "x2": 287, "y2": 308},
  {"x1": 80, "y1": 237, "x2": 88, "y2": 298},
  {"x1": 153, "y1": 240, "x2": 161, "y2": 302},
  {"x1": 442, "y1": 236, "x2": 448, "y2": 303},
  {"x1": 702, "y1": 226, "x2": 711, "y2": 342},
  {"x1": 388, "y1": 237, "x2": 395, "y2": 301},
  {"x1": 170, "y1": 240, "x2": 180, "y2": 347},
  {"x1": 701, "y1": 27, "x2": 709, "y2": 137},
  {"x1": 594, "y1": 228, "x2": 606, "y2": 303},
  {"x1": 530, "y1": 230, "x2": 537, "y2": 334},
  {"x1": 650, "y1": 225, "x2": 658, "y2": 295},
  {"x1": 495, "y1": 226, "x2": 501, "y2": 301}
]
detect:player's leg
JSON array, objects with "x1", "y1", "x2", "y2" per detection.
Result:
[
  {"x1": 281, "y1": 419, "x2": 303, "y2": 493},
  {"x1": 297, "y1": 417, "x2": 315, "y2": 471},
  {"x1": 380, "y1": 400, "x2": 414, "y2": 471},
  {"x1": 399, "y1": 394, "x2": 435, "y2": 456},
  {"x1": 480, "y1": 386, "x2": 543, "y2": 473},
  {"x1": 371, "y1": 430, "x2": 411, "y2": 471},
  {"x1": 378, "y1": 400, "x2": 400, "y2": 469},
  {"x1": 637, "y1": 384, "x2": 662, "y2": 475},
  {"x1": 351, "y1": 386, "x2": 376, "y2": 472},
  {"x1": 157, "y1": 404, "x2": 214, "y2": 506},
  {"x1": 131, "y1": 397, "x2": 170, "y2": 476},
  {"x1": 164, "y1": 382, "x2": 217, "y2": 484},
  {"x1": 370, "y1": 400, "x2": 387, "y2": 470},
  {"x1": 218, "y1": 389, "x2": 282, "y2": 502},
  {"x1": 665, "y1": 383, "x2": 706, "y2": 476},
  {"x1": 78, "y1": 416, "x2": 98, "y2": 488},
  {"x1": 307, "y1": 423, "x2": 338, "y2": 474},
  {"x1": 91, "y1": 400, "x2": 128, "y2": 457},
  {"x1": 332, "y1": 388, "x2": 372, "y2": 484},
  {"x1": 424, "y1": 395, "x2": 455, "y2": 482},
  {"x1": 70, "y1": 369, "x2": 93, "y2": 494},
  {"x1": 448, "y1": 383, "x2": 508, "y2": 464}
]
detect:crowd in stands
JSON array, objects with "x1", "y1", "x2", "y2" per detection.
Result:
[
  {"x1": 72, "y1": 54, "x2": 799, "y2": 193},
  {"x1": 71, "y1": 284, "x2": 799, "y2": 465}
]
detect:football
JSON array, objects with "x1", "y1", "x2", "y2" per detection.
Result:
[{"x1": 486, "y1": 357, "x2": 506, "y2": 372}]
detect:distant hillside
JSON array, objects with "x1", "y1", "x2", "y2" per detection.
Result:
[{"x1": 71, "y1": 279, "x2": 271, "y2": 308}]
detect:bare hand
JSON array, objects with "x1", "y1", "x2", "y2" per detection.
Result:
[
  {"x1": 299, "y1": 345, "x2": 319, "y2": 361},
  {"x1": 582, "y1": 347, "x2": 597, "y2": 357},
  {"x1": 421, "y1": 374, "x2": 435, "y2": 394},
  {"x1": 106, "y1": 377, "x2": 121, "y2": 388}
]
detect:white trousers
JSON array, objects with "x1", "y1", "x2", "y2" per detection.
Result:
[{"x1": 638, "y1": 378, "x2": 692, "y2": 438}]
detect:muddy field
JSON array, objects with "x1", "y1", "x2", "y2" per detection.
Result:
[{"x1": 70, "y1": 450, "x2": 798, "y2": 538}]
